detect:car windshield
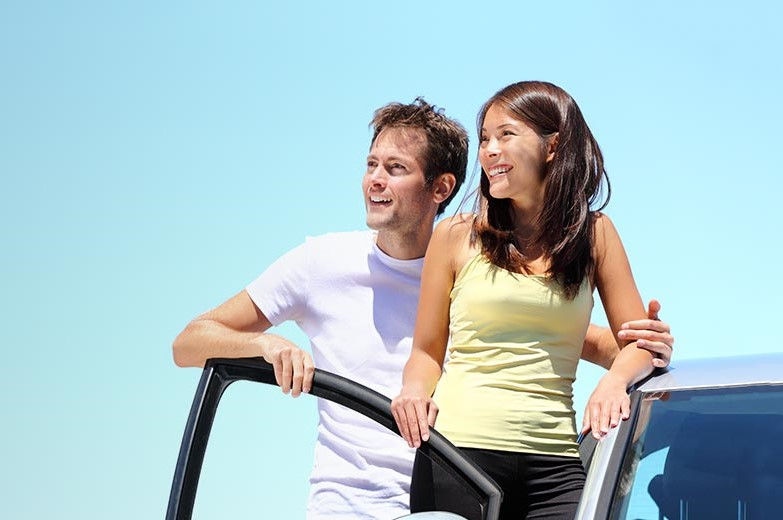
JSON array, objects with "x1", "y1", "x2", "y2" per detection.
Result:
[{"x1": 608, "y1": 384, "x2": 783, "y2": 520}]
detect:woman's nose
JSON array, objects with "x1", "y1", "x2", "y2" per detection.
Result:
[{"x1": 485, "y1": 137, "x2": 500, "y2": 155}]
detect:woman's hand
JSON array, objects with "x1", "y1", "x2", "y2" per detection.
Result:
[
  {"x1": 391, "y1": 389, "x2": 439, "y2": 448},
  {"x1": 581, "y1": 372, "x2": 631, "y2": 440}
]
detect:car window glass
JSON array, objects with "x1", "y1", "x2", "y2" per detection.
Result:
[
  {"x1": 182, "y1": 375, "x2": 493, "y2": 519},
  {"x1": 608, "y1": 385, "x2": 783, "y2": 520},
  {"x1": 191, "y1": 381, "x2": 315, "y2": 518}
]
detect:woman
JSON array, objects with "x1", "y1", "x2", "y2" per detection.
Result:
[{"x1": 391, "y1": 81, "x2": 655, "y2": 519}]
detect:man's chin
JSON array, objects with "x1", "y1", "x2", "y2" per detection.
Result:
[{"x1": 365, "y1": 215, "x2": 389, "y2": 231}]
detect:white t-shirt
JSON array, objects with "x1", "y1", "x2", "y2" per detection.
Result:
[{"x1": 246, "y1": 230, "x2": 421, "y2": 520}]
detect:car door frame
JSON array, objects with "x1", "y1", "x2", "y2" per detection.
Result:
[{"x1": 166, "y1": 357, "x2": 503, "y2": 520}]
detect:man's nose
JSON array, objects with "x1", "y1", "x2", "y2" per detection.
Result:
[{"x1": 367, "y1": 166, "x2": 388, "y2": 185}]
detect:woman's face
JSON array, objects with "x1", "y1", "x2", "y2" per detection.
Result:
[{"x1": 478, "y1": 103, "x2": 553, "y2": 209}]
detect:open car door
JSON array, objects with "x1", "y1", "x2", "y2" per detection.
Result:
[{"x1": 167, "y1": 357, "x2": 502, "y2": 520}]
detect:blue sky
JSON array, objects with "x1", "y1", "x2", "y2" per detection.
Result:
[{"x1": 2, "y1": 1, "x2": 781, "y2": 518}]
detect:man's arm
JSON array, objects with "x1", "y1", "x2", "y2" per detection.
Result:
[
  {"x1": 581, "y1": 299, "x2": 674, "y2": 370},
  {"x1": 172, "y1": 290, "x2": 314, "y2": 396}
]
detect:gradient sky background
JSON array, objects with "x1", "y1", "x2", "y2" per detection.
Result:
[{"x1": 2, "y1": 1, "x2": 781, "y2": 518}]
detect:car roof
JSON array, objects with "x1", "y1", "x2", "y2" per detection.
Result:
[{"x1": 636, "y1": 352, "x2": 783, "y2": 392}]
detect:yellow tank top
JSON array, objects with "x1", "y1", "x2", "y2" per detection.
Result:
[{"x1": 433, "y1": 254, "x2": 593, "y2": 457}]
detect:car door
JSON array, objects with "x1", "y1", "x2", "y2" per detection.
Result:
[{"x1": 167, "y1": 357, "x2": 503, "y2": 520}]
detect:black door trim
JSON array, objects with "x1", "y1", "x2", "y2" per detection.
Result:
[{"x1": 167, "y1": 357, "x2": 502, "y2": 520}]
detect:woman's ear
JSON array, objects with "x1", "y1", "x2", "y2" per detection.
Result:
[{"x1": 546, "y1": 133, "x2": 560, "y2": 163}]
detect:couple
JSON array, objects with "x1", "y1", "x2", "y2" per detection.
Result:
[{"x1": 173, "y1": 81, "x2": 674, "y2": 520}]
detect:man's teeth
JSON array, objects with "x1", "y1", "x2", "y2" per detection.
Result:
[{"x1": 370, "y1": 196, "x2": 392, "y2": 203}]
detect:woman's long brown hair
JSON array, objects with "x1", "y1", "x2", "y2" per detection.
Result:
[{"x1": 472, "y1": 81, "x2": 610, "y2": 299}]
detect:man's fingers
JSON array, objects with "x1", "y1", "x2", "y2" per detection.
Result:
[
  {"x1": 302, "y1": 355, "x2": 315, "y2": 394},
  {"x1": 272, "y1": 359, "x2": 284, "y2": 390},
  {"x1": 290, "y1": 353, "x2": 303, "y2": 397},
  {"x1": 635, "y1": 338, "x2": 673, "y2": 369},
  {"x1": 652, "y1": 357, "x2": 667, "y2": 368},
  {"x1": 620, "y1": 330, "x2": 673, "y2": 345},
  {"x1": 647, "y1": 299, "x2": 661, "y2": 321},
  {"x1": 279, "y1": 350, "x2": 293, "y2": 394},
  {"x1": 636, "y1": 338, "x2": 673, "y2": 354},
  {"x1": 291, "y1": 358, "x2": 306, "y2": 398},
  {"x1": 266, "y1": 345, "x2": 315, "y2": 397},
  {"x1": 620, "y1": 300, "x2": 674, "y2": 370},
  {"x1": 289, "y1": 351, "x2": 315, "y2": 397},
  {"x1": 620, "y1": 319, "x2": 669, "y2": 333}
]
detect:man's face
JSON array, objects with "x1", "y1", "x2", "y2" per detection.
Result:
[{"x1": 363, "y1": 127, "x2": 437, "y2": 234}]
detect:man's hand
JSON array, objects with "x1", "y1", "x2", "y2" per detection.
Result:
[
  {"x1": 619, "y1": 299, "x2": 674, "y2": 368},
  {"x1": 261, "y1": 334, "x2": 315, "y2": 397}
]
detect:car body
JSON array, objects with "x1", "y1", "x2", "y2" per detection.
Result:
[
  {"x1": 576, "y1": 352, "x2": 783, "y2": 519},
  {"x1": 168, "y1": 353, "x2": 783, "y2": 519}
]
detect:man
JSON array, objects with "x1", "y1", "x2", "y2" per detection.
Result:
[{"x1": 173, "y1": 99, "x2": 673, "y2": 519}]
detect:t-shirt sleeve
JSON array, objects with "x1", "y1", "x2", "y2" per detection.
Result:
[{"x1": 245, "y1": 239, "x2": 312, "y2": 326}]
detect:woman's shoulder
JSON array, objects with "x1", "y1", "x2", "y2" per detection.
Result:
[
  {"x1": 432, "y1": 213, "x2": 479, "y2": 269},
  {"x1": 432, "y1": 214, "x2": 475, "y2": 251},
  {"x1": 593, "y1": 211, "x2": 613, "y2": 224},
  {"x1": 434, "y1": 213, "x2": 475, "y2": 237},
  {"x1": 592, "y1": 211, "x2": 623, "y2": 262},
  {"x1": 592, "y1": 211, "x2": 620, "y2": 237}
]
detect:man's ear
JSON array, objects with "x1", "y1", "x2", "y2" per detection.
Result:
[
  {"x1": 545, "y1": 133, "x2": 560, "y2": 163},
  {"x1": 432, "y1": 173, "x2": 457, "y2": 204}
]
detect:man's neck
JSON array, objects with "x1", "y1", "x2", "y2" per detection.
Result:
[{"x1": 375, "y1": 228, "x2": 432, "y2": 260}]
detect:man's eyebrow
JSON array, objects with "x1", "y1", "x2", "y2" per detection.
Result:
[{"x1": 367, "y1": 154, "x2": 410, "y2": 163}]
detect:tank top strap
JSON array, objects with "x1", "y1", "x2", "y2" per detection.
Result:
[{"x1": 454, "y1": 252, "x2": 486, "y2": 286}]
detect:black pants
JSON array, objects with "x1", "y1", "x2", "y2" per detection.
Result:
[{"x1": 411, "y1": 447, "x2": 585, "y2": 520}]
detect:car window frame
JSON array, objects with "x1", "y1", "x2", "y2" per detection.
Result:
[
  {"x1": 166, "y1": 357, "x2": 503, "y2": 520},
  {"x1": 574, "y1": 391, "x2": 643, "y2": 520},
  {"x1": 600, "y1": 383, "x2": 783, "y2": 520}
]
